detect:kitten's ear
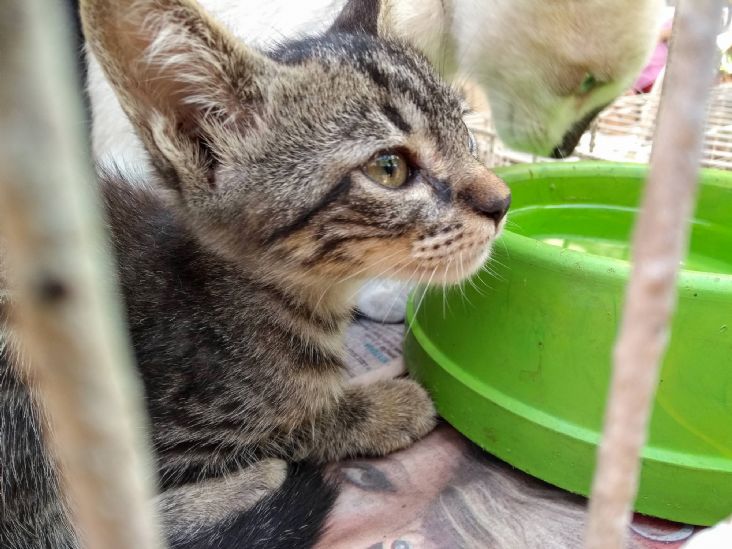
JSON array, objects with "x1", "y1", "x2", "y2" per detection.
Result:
[
  {"x1": 330, "y1": 0, "x2": 383, "y2": 36},
  {"x1": 81, "y1": 0, "x2": 280, "y2": 195}
]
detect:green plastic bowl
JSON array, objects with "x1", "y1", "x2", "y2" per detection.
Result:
[{"x1": 404, "y1": 162, "x2": 732, "y2": 526}]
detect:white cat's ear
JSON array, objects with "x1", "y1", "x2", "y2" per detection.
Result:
[
  {"x1": 81, "y1": 0, "x2": 280, "y2": 194},
  {"x1": 330, "y1": 0, "x2": 384, "y2": 36}
]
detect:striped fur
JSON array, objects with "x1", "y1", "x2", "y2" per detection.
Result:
[{"x1": 1, "y1": 0, "x2": 510, "y2": 546}]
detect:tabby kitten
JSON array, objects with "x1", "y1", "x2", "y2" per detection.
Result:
[{"x1": 0, "y1": 0, "x2": 510, "y2": 547}]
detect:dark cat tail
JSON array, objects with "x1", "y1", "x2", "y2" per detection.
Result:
[{"x1": 169, "y1": 463, "x2": 338, "y2": 549}]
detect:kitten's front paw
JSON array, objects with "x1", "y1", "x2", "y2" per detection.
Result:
[
  {"x1": 306, "y1": 378, "x2": 436, "y2": 461},
  {"x1": 361, "y1": 378, "x2": 437, "y2": 454}
]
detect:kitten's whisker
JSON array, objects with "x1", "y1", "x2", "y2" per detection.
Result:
[
  {"x1": 457, "y1": 253, "x2": 467, "y2": 301},
  {"x1": 404, "y1": 268, "x2": 427, "y2": 335},
  {"x1": 498, "y1": 237, "x2": 512, "y2": 261},
  {"x1": 308, "y1": 248, "x2": 407, "y2": 319},
  {"x1": 380, "y1": 260, "x2": 419, "y2": 322},
  {"x1": 467, "y1": 273, "x2": 487, "y2": 297},
  {"x1": 505, "y1": 218, "x2": 523, "y2": 231},
  {"x1": 441, "y1": 257, "x2": 454, "y2": 319},
  {"x1": 372, "y1": 255, "x2": 413, "y2": 283},
  {"x1": 343, "y1": 255, "x2": 413, "y2": 306},
  {"x1": 406, "y1": 266, "x2": 438, "y2": 335},
  {"x1": 481, "y1": 261, "x2": 506, "y2": 283},
  {"x1": 458, "y1": 253, "x2": 476, "y2": 308},
  {"x1": 489, "y1": 255, "x2": 509, "y2": 270},
  {"x1": 382, "y1": 291, "x2": 405, "y2": 324},
  {"x1": 337, "y1": 247, "x2": 405, "y2": 285}
]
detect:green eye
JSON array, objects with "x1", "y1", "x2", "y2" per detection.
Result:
[
  {"x1": 578, "y1": 73, "x2": 600, "y2": 95},
  {"x1": 363, "y1": 152, "x2": 409, "y2": 188}
]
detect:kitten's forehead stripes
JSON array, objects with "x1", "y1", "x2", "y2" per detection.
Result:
[
  {"x1": 381, "y1": 104, "x2": 411, "y2": 134},
  {"x1": 356, "y1": 60, "x2": 461, "y2": 145},
  {"x1": 270, "y1": 34, "x2": 463, "y2": 143}
]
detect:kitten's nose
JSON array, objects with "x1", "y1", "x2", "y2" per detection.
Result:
[
  {"x1": 459, "y1": 172, "x2": 511, "y2": 224},
  {"x1": 468, "y1": 193, "x2": 511, "y2": 223}
]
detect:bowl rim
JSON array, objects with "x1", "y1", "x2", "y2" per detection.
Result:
[{"x1": 493, "y1": 161, "x2": 732, "y2": 295}]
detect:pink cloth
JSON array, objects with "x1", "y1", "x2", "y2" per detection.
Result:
[{"x1": 633, "y1": 19, "x2": 673, "y2": 93}]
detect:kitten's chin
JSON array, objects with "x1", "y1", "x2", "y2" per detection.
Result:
[
  {"x1": 422, "y1": 219, "x2": 507, "y2": 285},
  {"x1": 414, "y1": 244, "x2": 492, "y2": 286}
]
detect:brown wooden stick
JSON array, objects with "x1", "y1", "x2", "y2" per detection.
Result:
[
  {"x1": 584, "y1": 2, "x2": 724, "y2": 548},
  {"x1": 0, "y1": 1, "x2": 163, "y2": 547}
]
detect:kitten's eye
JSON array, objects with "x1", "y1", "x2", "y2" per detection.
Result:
[
  {"x1": 363, "y1": 152, "x2": 409, "y2": 188},
  {"x1": 578, "y1": 73, "x2": 600, "y2": 95}
]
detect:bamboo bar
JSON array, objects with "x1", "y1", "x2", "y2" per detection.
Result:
[
  {"x1": 584, "y1": 1, "x2": 724, "y2": 548},
  {"x1": 0, "y1": 0, "x2": 163, "y2": 547}
]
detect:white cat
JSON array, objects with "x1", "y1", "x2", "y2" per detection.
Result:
[
  {"x1": 88, "y1": 0, "x2": 663, "y2": 167},
  {"x1": 86, "y1": 0, "x2": 663, "y2": 321}
]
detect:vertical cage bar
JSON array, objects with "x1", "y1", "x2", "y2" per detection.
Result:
[
  {"x1": 0, "y1": 0, "x2": 164, "y2": 547},
  {"x1": 584, "y1": 1, "x2": 724, "y2": 548}
]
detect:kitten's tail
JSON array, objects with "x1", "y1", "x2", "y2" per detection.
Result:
[{"x1": 169, "y1": 463, "x2": 338, "y2": 549}]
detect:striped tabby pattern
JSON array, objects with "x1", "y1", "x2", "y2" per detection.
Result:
[{"x1": 0, "y1": 0, "x2": 510, "y2": 546}]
